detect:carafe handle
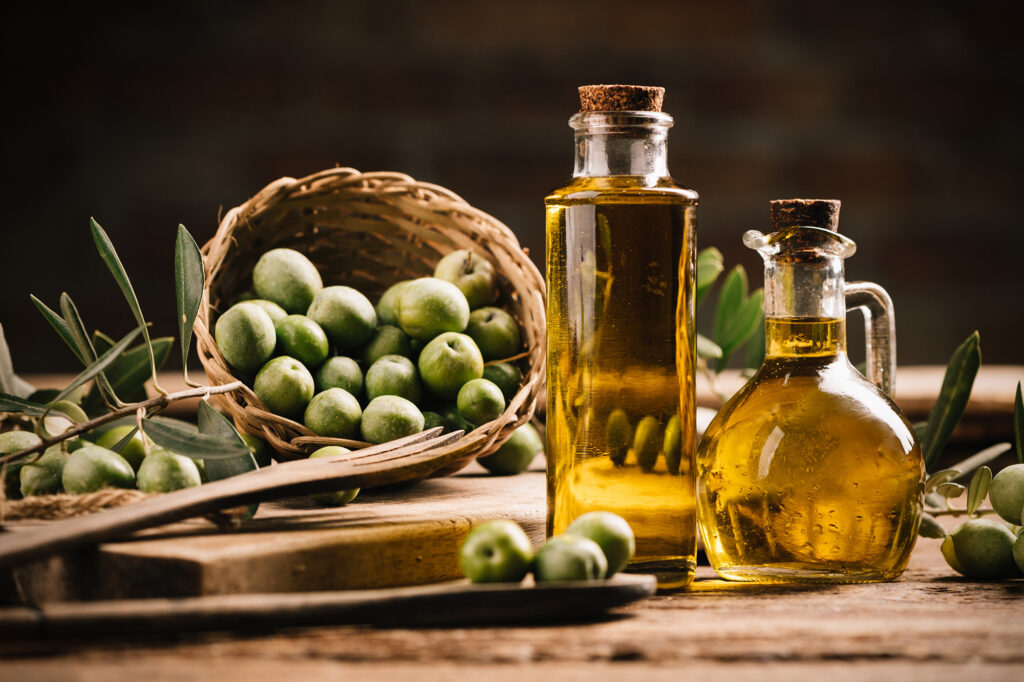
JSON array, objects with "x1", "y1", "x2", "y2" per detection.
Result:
[{"x1": 845, "y1": 282, "x2": 897, "y2": 396}]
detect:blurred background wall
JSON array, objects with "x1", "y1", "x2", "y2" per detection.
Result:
[{"x1": 1, "y1": 0, "x2": 1021, "y2": 372}]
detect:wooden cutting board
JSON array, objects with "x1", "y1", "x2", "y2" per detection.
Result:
[{"x1": 5, "y1": 463, "x2": 546, "y2": 604}]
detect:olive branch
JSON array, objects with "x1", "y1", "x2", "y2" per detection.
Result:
[
  {"x1": 0, "y1": 220, "x2": 252, "y2": 484},
  {"x1": 914, "y1": 332, "x2": 1024, "y2": 538}
]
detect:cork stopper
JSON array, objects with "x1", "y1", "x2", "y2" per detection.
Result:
[
  {"x1": 770, "y1": 199, "x2": 841, "y2": 232},
  {"x1": 578, "y1": 84, "x2": 665, "y2": 112}
]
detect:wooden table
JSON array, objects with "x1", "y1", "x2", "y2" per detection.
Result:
[
  {"x1": 1, "y1": 477, "x2": 1022, "y2": 681},
  {"x1": 2, "y1": 366, "x2": 1021, "y2": 679}
]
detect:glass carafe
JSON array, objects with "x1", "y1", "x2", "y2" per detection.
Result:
[
  {"x1": 545, "y1": 85, "x2": 699, "y2": 589},
  {"x1": 696, "y1": 200, "x2": 924, "y2": 583}
]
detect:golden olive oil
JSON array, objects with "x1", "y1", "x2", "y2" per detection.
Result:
[
  {"x1": 545, "y1": 176, "x2": 698, "y2": 588},
  {"x1": 697, "y1": 316, "x2": 924, "y2": 583}
]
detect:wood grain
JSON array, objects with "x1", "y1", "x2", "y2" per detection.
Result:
[
  {"x1": 7, "y1": 467, "x2": 546, "y2": 601},
  {"x1": 0, "y1": 535, "x2": 1020, "y2": 680}
]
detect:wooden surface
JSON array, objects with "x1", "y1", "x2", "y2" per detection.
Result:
[
  {"x1": 3, "y1": 366, "x2": 1022, "y2": 679},
  {"x1": 7, "y1": 466, "x2": 546, "y2": 601},
  {"x1": 1, "y1": 524, "x2": 1021, "y2": 680}
]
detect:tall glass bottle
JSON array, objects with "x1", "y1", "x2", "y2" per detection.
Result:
[
  {"x1": 545, "y1": 85, "x2": 699, "y2": 588},
  {"x1": 697, "y1": 199, "x2": 924, "y2": 583}
]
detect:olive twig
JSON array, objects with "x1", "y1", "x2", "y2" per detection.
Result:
[
  {"x1": 0, "y1": 381, "x2": 244, "y2": 465},
  {"x1": 929, "y1": 506, "x2": 996, "y2": 518}
]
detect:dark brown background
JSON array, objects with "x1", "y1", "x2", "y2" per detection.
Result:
[{"x1": 1, "y1": 1, "x2": 1021, "y2": 372}]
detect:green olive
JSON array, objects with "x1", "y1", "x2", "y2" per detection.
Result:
[
  {"x1": 633, "y1": 416, "x2": 662, "y2": 473},
  {"x1": 663, "y1": 414, "x2": 682, "y2": 475},
  {"x1": 989, "y1": 464, "x2": 1024, "y2": 525},
  {"x1": 944, "y1": 519, "x2": 1020, "y2": 580},
  {"x1": 20, "y1": 446, "x2": 67, "y2": 497},
  {"x1": 605, "y1": 409, "x2": 631, "y2": 466}
]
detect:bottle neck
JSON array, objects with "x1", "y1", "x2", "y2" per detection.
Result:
[
  {"x1": 763, "y1": 254, "x2": 848, "y2": 359},
  {"x1": 765, "y1": 317, "x2": 847, "y2": 358},
  {"x1": 571, "y1": 111, "x2": 672, "y2": 179}
]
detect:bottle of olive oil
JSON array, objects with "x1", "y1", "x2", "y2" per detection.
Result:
[
  {"x1": 697, "y1": 200, "x2": 925, "y2": 583},
  {"x1": 545, "y1": 85, "x2": 698, "y2": 589}
]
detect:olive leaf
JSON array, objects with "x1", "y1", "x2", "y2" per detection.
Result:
[
  {"x1": 92, "y1": 330, "x2": 116, "y2": 355},
  {"x1": 175, "y1": 224, "x2": 205, "y2": 387},
  {"x1": 713, "y1": 265, "x2": 746, "y2": 341},
  {"x1": 111, "y1": 426, "x2": 140, "y2": 454},
  {"x1": 712, "y1": 266, "x2": 764, "y2": 372},
  {"x1": 59, "y1": 292, "x2": 120, "y2": 407},
  {"x1": 30, "y1": 295, "x2": 87, "y2": 365},
  {"x1": 142, "y1": 415, "x2": 250, "y2": 460},
  {"x1": 696, "y1": 247, "x2": 724, "y2": 307},
  {"x1": 966, "y1": 466, "x2": 992, "y2": 516},
  {"x1": 1015, "y1": 381, "x2": 1023, "y2": 464},
  {"x1": 90, "y1": 217, "x2": 163, "y2": 394},
  {"x1": 197, "y1": 400, "x2": 259, "y2": 518},
  {"x1": 696, "y1": 334, "x2": 723, "y2": 360},
  {"x1": 80, "y1": 337, "x2": 173, "y2": 418},
  {"x1": 45, "y1": 327, "x2": 143, "y2": 410},
  {"x1": 935, "y1": 481, "x2": 966, "y2": 499},
  {"x1": 0, "y1": 322, "x2": 34, "y2": 399},
  {"x1": 0, "y1": 393, "x2": 50, "y2": 417},
  {"x1": 26, "y1": 389, "x2": 61, "y2": 404},
  {"x1": 925, "y1": 468, "x2": 961, "y2": 494},
  {"x1": 921, "y1": 331, "x2": 981, "y2": 471},
  {"x1": 110, "y1": 337, "x2": 172, "y2": 400},
  {"x1": 0, "y1": 324, "x2": 18, "y2": 395},
  {"x1": 917, "y1": 512, "x2": 947, "y2": 539},
  {"x1": 948, "y1": 442, "x2": 1011, "y2": 480},
  {"x1": 196, "y1": 400, "x2": 258, "y2": 474},
  {"x1": 59, "y1": 292, "x2": 98, "y2": 366},
  {"x1": 743, "y1": 316, "x2": 765, "y2": 370}
]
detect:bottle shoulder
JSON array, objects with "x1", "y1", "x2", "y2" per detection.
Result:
[
  {"x1": 704, "y1": 356, "x2": 919, "y2": 449},
  {"x1": 545, "y1": 176, "x2": 699, "y2": 205}
]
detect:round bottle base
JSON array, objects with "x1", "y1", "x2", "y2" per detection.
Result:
[
  {"x1": 712, "y1": 564, "x2": 903, "y2": 584},
  {"x1": 626, "y1": 558, "x2": 696, "y2": 590}
]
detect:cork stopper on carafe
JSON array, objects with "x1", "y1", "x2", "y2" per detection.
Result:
[
  {"x1": 578, "y1": 84, "x2": 665, "y2": 112},
  {"x1": 770, "y1": 199, "x2": 841, "y2": 232}
]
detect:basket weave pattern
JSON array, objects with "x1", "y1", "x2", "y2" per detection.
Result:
[{"x1": 195, "y1": 168, "x2": 546, "y2": 471}]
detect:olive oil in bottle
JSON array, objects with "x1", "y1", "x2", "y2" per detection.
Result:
[
  {"x1": 545, "y1": 86, "x2": 698, "y2": 589},
  {"x1": 696, "y1": 201, "x2": 924, "y2": 583}
]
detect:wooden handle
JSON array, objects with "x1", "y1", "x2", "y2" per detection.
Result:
[{"x1": 0, "y1": 574, "x2": 657, "y2": 637}]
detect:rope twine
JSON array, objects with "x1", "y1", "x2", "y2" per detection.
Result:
[{"x1": 1, "y1": 489, "x2": 151, "y2": 521}]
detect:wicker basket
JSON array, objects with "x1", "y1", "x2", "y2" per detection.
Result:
[{"x1": 194, "y1": 167, "x2": 546, "y2": 476}]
